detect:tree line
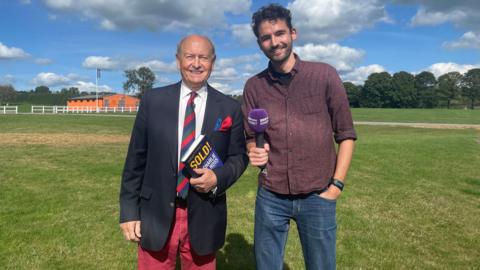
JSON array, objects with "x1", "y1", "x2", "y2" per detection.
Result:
[
  {"x1": 0, "y1": 66, "x2": 156, "y2": 106},
  {"x1": 345, "y1": 68, "x2": 480, "y2": 109},
  {"x1": 0, "y1": 85, "x2": 110, "y2": 106},
  {"x1": 2, "y1": 67, "x2": 479, "y2": 109}
]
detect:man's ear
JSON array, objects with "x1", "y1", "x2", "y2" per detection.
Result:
[
  {"x1": 211, "y1": 55, "x2": 216, "y2": 66},
  {"x1": 175, "y1": 54, "x2": 180, "y2": 70},
  {"x1": 291, "y1": 28, "x2": 297, "y2": 41}
]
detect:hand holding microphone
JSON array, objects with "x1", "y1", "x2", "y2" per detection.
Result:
[{"x1": 247, "y1": 109, "x2": 269, "y2": 168}]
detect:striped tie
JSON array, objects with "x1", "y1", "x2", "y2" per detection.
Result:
[{"x1": 176, "y1": 92, "x2": 197, "y2": 199}]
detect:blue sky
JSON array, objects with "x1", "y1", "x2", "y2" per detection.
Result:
[{"x1": 1, "y1": 0, "x2": 479, "y2": 95}]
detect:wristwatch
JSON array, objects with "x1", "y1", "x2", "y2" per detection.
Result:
[{"x1": 330, "y1": 178, "x2": 344, "y2": 191}]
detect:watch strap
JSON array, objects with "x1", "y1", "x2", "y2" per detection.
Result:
[{"x1": 330, "y1": 178, "x2": 344, "y2": 191}]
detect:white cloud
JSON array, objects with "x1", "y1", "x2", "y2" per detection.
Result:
[
  {"x1": 30, "y1": 72, "x2": 115, "y2": 92},
  {"x1": 232, "y1": 24, "x2": 256, "y2": 46},
  {"x1": 19, "y1": 0, "x2": 31, "y2": 4},
  {"x1": 82, "y1": 56, "x2": 120, "y2": 70},
  {"x1": 294, "y1": 43, "x2": 365, "y2": 72},
  {"x1": 72, "y1": 81, "x2": 113, "y2": 93},
  {"x1": 82, "y1": 56, "x2": 178, "y2": 73},
  {"x1": 288, "y1": 0, "x2": 390, "y2": 44},
  {"x1": 0, "y1": 74, "x2": 15, "y2": 85},
  {"x1": 396, "y1": 1, "x2": 480, "y2": 49},
  {"x1": 35, "y1": 58, "x2": 53, "y2": 65},
  {"x1": 424, "y1": 62, "x2": 480, "y2": 78},
  {"x1": 216, "y1": 54, "x2": 262, "y2": 68},
  {"x1": 212, "y1": 67, "x2": 239, "y2": 82},
  {"x1": 0, "y1": 42, "x2": 30, "y2": 59},
  {"x1": 66, "y1": 73, "x2": 86, "y2": 81},
  {"x1": 443, "y1": 31, "x2": 480, "y2": 50},
  {"x1": 243, "y1": 63, "x2": 260, "y2": 73},
  {"x1": 410, "y1": 8, "x2": 467, "y2": 26},
  {"x1": 44, "y1": 0, "x2": 251, "y2": 31},
  {"x1": 155, "y1": 76, "x2": 174, "y2": 85},
  {"x1": 132, "y1": 60, "x2": 177, "y2": 73},
  {"x1": 209, "y1": 82, "x2": 243, "y2": 95},
  {"x1": 341, "y1": 64, "x2": 386, "y2": 85},
  {"x1": 211, "y1": 54, "x2": 264, "y2": 82},
  {"x1": 100, "y1": 19, "x2": 117, "y2": 31},
  {"x1": 399, "y1": 0, "x2": 480, "y2": 29},
  {"x1": 32, "y1": 72, "x2": 71, "y2": 87}
]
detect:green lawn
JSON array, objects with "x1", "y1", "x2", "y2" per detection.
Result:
[
  {"x1": 0, "y1": 114, "x2": 479, "y2": 269},
  {"x1": 352, "y1": 108, "x2": 480, "y2": 124}
]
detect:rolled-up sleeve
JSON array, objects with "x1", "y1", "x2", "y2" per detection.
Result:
[{"x1": 326, "y1": 65, "x2": 357, "y2": 143}]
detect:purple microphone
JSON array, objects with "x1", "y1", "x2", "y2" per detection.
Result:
[{"x1": 248, "y1": 109, "x2": 269, "y2": 148}]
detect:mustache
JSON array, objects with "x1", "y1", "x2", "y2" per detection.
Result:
[{"x1": 269, "y1": 44, "x2": 287, "y2": 53}]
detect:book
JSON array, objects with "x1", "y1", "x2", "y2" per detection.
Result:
[{"x1": 180, "y1": 135, "x2": 224, "y2": 178}]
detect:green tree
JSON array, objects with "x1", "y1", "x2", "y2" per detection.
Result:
[
  {"x1": 414, "y1": 71, "x2": 437, "y2": 108},
  {"x1": 123, "y1": 66, "x2": 156, "y2": 98},
  {"x1": 34, "y1": 85, "x2": 51, "y2": 94},
  {"x1": 343, "y1": 82, "x2": 361, "y2": 108},
  {"x1": 0, "y1": 84, "x2": 17, "y2": 104},
  {"x1": 391, "y1": 71, "x2": 416, "y2": 108},
  {"x1": 361, "y1": 72, "x2": 392, "y2": 108},
  {"x1": 462, "y1": 68, "x2": 480, "y2": 109},
  {"x1": 438, "y1": 72, "x2": 463, "y2": 109},
  {"x1": 60, "y1": 87, "x2": 80, "y2": 97}
]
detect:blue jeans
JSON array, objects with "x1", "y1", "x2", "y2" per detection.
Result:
[{"x1": 254, "y1": 186, "x2": 337, "y2": 270}]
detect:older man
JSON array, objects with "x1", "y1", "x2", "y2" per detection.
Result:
[{"x1": 120, "y1": 35, "x2": 248, "y2": 270}]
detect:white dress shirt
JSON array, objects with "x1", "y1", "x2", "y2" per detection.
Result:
[{"x1": 177, "y1": 82, "x2": 208, "y2": 165}]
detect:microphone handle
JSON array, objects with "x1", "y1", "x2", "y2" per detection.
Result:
[
  {"x1": 255, "y1": 132, "x2": 264, "y2": 148},
  {"x1": 255, "y1": 132, "x2": 266, "y2": 170}
]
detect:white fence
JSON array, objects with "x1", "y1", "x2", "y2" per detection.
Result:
[
  {"x1": 1, "y1": 106, "x2": 18, "y2": 114},
  {"x1": 31, "y1": 106, "x2": 139, "y2": 114}
]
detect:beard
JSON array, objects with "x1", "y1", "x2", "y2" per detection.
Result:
[{"x1": 264, "y1": 43, "x2": 293, "y2": 65}]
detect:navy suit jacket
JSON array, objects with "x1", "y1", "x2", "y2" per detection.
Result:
[{"x1": 119, "y1": 82, "x2": 248, "y2": 255}]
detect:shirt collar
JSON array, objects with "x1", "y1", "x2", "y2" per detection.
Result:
[
  {"x1": 180, "y1": 82, "x2": 207, "y2": 100},
  {"x1": 267, "y1": 53, "x2": 301, "y2": 81}
]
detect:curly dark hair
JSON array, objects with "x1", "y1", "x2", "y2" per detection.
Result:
[{"x1": 251, "y1": 4, "x2": 293, "y2": 38}]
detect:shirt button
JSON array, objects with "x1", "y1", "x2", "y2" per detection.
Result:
[{"x1": 289, "y1": 132, "x2": 293, "y2": 136}]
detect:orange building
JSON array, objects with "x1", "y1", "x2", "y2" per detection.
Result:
[{"x1": 67, "y1": 94, "x2": 140, "y2": 108}]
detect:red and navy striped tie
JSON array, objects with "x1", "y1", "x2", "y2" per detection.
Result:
[{"x1": 177, "y1": 92, "x2": 197, "y2": 199}]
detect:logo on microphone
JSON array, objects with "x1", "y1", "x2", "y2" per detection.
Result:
[
  {"x1": 247, "y1": 108, "x2": 269, "y2": 133},
  {"x1": 248, "y1": 116, "x2": 268, "y2": 126}
]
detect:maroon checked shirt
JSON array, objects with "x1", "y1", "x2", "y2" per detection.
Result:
[{"x1": 242, "y1": 56, "x2": 357, "y2": 195}]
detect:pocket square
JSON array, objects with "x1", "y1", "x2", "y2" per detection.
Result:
[{"x1": 214, "y1": 116, "x2": 232, "y2": 132}]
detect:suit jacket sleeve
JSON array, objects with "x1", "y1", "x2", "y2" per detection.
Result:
[
  {"x1": 212, "y1": 101, "x2": 248, "y2": 195},
  {"x1": 119, "y1": 92, "x2": 149, "y2": 223}
]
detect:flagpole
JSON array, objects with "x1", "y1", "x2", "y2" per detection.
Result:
[{"x1": 95, "y1": 68, "x2": 99, "y2": 109}]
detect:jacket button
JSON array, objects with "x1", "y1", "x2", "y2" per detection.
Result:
[{"x1": 170, "y1": 202, "x2": 174, "y2": 207}]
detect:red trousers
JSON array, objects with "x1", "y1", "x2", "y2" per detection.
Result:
[{"x1": 137, "y1": 205, "x2": 216, "y2": 270}]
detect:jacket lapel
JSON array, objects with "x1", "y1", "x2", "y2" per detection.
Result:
[{"x1": 202, "y1": 84, "x2": 221, "y2": 136}]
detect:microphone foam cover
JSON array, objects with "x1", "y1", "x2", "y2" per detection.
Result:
[{"x1": 248, "y1": 109, "x2": 269, "y2": 133}]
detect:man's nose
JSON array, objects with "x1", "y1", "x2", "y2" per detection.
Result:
[
  {"x1": 271, "y1": 36, "x2": 280, "y2": 47},
  {"x1": 192, "y1": 56, "x2": 201, "y2": 67}
]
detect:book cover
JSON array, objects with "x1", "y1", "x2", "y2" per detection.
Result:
[{"x1": 180, "y1": 135, "x2": 224, "y2": 178}]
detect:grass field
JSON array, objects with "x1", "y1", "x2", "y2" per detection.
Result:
[
  {"x1": 352, "y1": 108, "x2": 480, "y2": 124},
  {"x1": 0, "y1": 113, "x2": 479, "y2": 269}
]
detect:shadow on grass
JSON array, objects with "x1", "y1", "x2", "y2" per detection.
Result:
[
  {"x1": 461, "y1": 178, "x2": 480, "y2": 197},
  {"x1": 217, "y1": 233, "x2": 291, "y2": 270}
]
